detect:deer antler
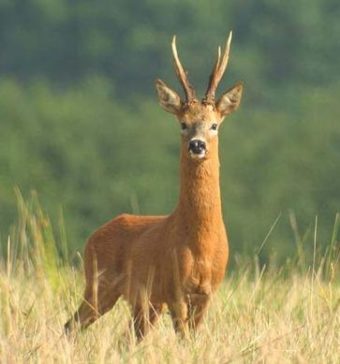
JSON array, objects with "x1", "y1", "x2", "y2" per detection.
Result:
[
  {"x1": 203, "y1": 31, "x2": 233, "y2": 105},
  {"x1": 172, "y1": 36, "x2": 197, "y2": 103}
]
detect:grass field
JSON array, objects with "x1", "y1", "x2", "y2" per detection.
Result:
[{"x1": 0, "y1": 194, "x2": 339, "y2": 363}]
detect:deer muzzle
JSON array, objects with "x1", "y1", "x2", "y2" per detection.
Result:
[{"x1": 188, "y1": 139, "x2": 206, "y2": 159}]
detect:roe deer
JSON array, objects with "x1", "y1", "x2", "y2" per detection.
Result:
[{"x1": 64, "y1": 32, "x2": 243, "y2": 339}]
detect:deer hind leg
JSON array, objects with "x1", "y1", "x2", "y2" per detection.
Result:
[
  {"x1": 133, "y1": 303, "x2": 163, "y2": 340},
  {"x1": 64, "y1": 274, "x2": 121, "y2": 334}
]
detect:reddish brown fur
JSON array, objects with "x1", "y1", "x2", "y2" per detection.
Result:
[{"x1": 64, "y1": 34, "x2": 243, "y2": 339}]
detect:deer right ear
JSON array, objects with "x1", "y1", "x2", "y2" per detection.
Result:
[
  {"x1": 216, "y1": 82, "x2": 243, "y2": 117},
  {"x1": 155, "y1": 79, "x2": 182, "y2": 114}
]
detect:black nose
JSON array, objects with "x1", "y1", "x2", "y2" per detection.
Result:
[{"x1": 189, "y1": 139, "x2": 206, "y2": 154}]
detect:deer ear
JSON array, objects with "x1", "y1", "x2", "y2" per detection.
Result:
[
  {"x1": 216, "y1": 82, "x2": 243, "y2": 116},
  {"x1": 155, "y1": 79, "x2": 182, "y2": 114}
]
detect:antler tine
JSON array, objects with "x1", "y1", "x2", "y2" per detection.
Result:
[
  {"x1": 204, "y1": 31, "x2": 233, "y2": 104},
  {"x1": 172, "y1": 35, "x2": 196, "y2": 103},
  {"x1": 204, "y1": 46, "x2": 221, "y2": 103}
]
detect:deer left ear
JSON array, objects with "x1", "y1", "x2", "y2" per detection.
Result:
[
  {"x1": 216, "y1": 82, "x2": 243, "y2": 116},
  {"x1": 155, "y1": 79, "x2": 182, "y2": 114}
]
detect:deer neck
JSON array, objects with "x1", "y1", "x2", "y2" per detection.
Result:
[{"x1": 174, "y1": 145, "x2": 224, "y2": 251}]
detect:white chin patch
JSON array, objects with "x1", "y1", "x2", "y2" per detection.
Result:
[{"x1": 189, "y1": 150, "x2": 206, "y2": 159}]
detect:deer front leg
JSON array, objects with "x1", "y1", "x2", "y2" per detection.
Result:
[
  {"x1": 187, "y1": 292, "x2": 210, "y2": 331},
  {"x1": 169, "y1": 300, "x2": 190, "y2": 338},
  {"x1": 133, "y1": 303, "x2": 163, "y2": 340}
]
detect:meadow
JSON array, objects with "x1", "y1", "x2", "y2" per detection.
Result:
[
  {"x1": 1, "y1": 2, "x2": 340, "y2": 362},
  {"x1": 1, "y1": 194, "x2": 339, "y2": 363}
]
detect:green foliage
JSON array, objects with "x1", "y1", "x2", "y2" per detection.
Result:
[
  {"x1": 0, "y1": 78, "x2": 339, "y2": 262},
  {"x1": 1, "y1": 1, "x2": 339, "y2": 96},
  {"x1": 0, "y1": 1, "x2": 339, "y2": 262},
  {"x1": 0, "y1": 78, "x2": 180, "y2": 249}
]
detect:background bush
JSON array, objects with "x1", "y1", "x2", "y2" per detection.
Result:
[{"x1": 0, "y1": 0, "x2": 339, "y2": 264}]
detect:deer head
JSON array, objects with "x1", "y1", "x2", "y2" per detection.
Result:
[{"x1": 156, "y1": 32, "x2": 243, "y2": 161}]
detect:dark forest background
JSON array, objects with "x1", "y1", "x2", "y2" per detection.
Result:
[{"x1": 0, "y1": 0, "x2": 339, "y2": 264}]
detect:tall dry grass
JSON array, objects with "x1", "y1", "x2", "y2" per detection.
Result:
[{"x1": 0, "y1": 192, "x2": 339, "y2": 363}]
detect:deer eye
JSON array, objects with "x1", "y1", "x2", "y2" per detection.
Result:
[
  {"x1": 211, "y1": 123, "x2": 218, "y2": 131},
  {"x1": 181, "y1": 122, "x2": 188, "y2": 130}
]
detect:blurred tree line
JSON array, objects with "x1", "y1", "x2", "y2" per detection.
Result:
[{"x1": 0, "y1": 0, "x2": 339, "y2": 264}]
